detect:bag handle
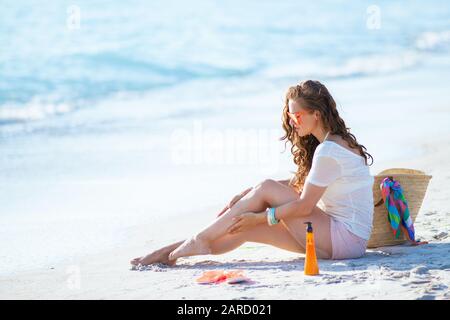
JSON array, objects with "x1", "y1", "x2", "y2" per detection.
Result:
[{"x1": 374, "y1": 176, "x2": 394, "y2": 208}]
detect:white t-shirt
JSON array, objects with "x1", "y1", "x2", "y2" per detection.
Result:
[{"x1": 304, "y1": 141, "x2": 374, "y2": 240}]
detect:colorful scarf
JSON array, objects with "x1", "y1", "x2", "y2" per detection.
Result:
[{"x1": 380, "y1": 176, "x2": 428, "y2": 246}]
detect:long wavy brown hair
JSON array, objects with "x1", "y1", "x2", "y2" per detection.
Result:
[{"x1": 280, "y1": 80, "x2": 374, "y2": 193}]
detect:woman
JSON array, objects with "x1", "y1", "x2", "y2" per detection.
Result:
[{"x1": 131, "y1": 80, "x2": 374, "y2": 267}]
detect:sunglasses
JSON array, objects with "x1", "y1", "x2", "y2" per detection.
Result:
[{"x1": 287, "y1": 111, "x2": 309, "y2": 126}]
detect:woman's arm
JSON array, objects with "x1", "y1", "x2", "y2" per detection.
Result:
[
  {"x1": 234, "y1": 156, "x2": 340, "y2": 228},
  {"x1": 217, "y1": 187, "x2": 253, "y2": 217},
  {"x1": 278, "y1": 182, "x2": 327, "y2": 219},
  {"x1": 257, "y1": 182, "x2": 328, "y2": 224},
  {"x1": 228, "y1": 181, "x2": 328, "y2": 233},
  {"x1": 273, "y1": 156, "x2": 341, "y2": 221}
]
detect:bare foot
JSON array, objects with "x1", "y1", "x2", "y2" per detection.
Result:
[
  {"x1": 131, "y1": 248, "x2": 177, "y2": 267},
  {"x1": 168, "y1": 234, "x2": 211, "y2": 261}
]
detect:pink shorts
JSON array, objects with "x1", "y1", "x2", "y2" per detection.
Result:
[{"x1": 330, "y1": 217, "x2": 368, "y2": 260}]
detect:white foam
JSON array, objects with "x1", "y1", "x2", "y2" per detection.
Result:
[
  {"x1": 0, "y1": 100, "x2": 73, "y2": 123},
  {"x1": 415, "y1": 30, "x2": 450, "y2": 51},
  {"x1": 261, "y1": 51, "x2": 420, "y2": 80}
]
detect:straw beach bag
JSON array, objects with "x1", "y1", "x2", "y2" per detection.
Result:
[{"x1": 367, "y1": 168, "x2": 432, "y2": 248}]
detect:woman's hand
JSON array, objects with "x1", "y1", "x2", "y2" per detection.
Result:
[
  {"x1": 216, "y1": 187, "x2": 253, "y2": 218},
  {"x1": 227, "y1": 212, "x2": 264, "y2": 234}
]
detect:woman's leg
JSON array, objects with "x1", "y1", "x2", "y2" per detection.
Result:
[
  {"x1": 131, "y1": 240, "x2": 184, "y2": 266},
  {"x1": 131, "y1": 221, "x2": 303, "y2": 267},
  {"x1": 167, "y1": 179, "x2": 281, "y2": 260},
  {"x1": 209, "y1": 205, "x2": 332, "y2": 259},
  {"x1": 131, "y1": 179, "x2": 288, "y2": 266},
  {"x1": 168, "y1": 179, "x2": 333, "y2": 261},
  {"x1": 130, "y1": 200, "x2": 332, "y2": 267},
  {"x1": 131, "y1": 180, "x2": 275, "y2": 266}
]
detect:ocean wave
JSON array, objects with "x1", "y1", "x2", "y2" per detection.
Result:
[
  {"x1": 0, "y1": 50, "x2": 425, "y2": 127},
  {"x1": 260, "y1": 51, "x2": 420, "y2": 80},
  {"x1": 0, "y1": 53, "x2": 255, "y2": 118},
  {"x1": 0, "y1": 100, "x2": 73, "y2": 124},
  {"x1": 415, "y1": 30, "x2": 450, "y2": 51}
]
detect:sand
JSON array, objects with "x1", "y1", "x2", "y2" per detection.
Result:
[{"x1": 1, "y1": 135, "x2": 449, "y2": 300}]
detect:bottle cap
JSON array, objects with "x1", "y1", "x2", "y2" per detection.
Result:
[{"x1": 304, "y1": 221, "x2": 313, "y2": 232}]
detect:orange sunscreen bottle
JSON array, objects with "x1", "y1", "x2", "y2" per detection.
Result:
[{"x1": 304, "y1": 222, "x2": 319, "y2": 275}]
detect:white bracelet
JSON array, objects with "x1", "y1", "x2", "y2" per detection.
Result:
[{"x1": 266, "y1": 208, "x2": 273, "y2": 226}]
